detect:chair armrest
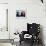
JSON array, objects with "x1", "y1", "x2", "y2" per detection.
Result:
[
  {"x1": 19, "y1": 31, "x2": 28, "y2": 41},
  {"x1": 22, "y1": 31, "x2": 28, "y2": 35}
]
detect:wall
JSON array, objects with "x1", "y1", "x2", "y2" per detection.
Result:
[
  {"x1": 9, "y1": 0, "x2": 46, "y2": 46},
  {"x1": 0, "y1": 0, "x2": 8, "y2": 3}
]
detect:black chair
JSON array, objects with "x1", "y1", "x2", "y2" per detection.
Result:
[
  {"x1": 27, "y1": 23, "x2": 40, "y2": 36},
  {"x1": 27, "y1": 23, "x2": 40, "y2": 43},
  {"x1": 19, "y1": 23, "x2": 40, "y2": 45}
]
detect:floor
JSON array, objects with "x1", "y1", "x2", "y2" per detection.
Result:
[
  {"x1": 0, "y1": 41, "x2": 43, "y2": 46},
  {"x1": 0, "y1": 43, "x2": 13, "y2": 46},
  {"x1": 19, "y1": 41, "x2": 43, "y2": 46}
]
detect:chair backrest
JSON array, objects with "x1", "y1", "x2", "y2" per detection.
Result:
[{"x1": 27, "y1": 23, "x2": 40, "y2": 35}]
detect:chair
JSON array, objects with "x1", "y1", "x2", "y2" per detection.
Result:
[{"x1": 19, "y1": 23, "x2": 40, "y2": 46}]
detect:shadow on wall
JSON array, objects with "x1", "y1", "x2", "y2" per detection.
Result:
[{"x1": 40, "y1": 25, "x2": 45, "y2": 46}]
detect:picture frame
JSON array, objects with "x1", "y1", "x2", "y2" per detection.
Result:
[{"x1": 16, "y1": 10, "x2": 25, "y2": 17}]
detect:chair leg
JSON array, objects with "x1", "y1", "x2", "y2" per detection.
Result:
[
  {"x1": 30, "y1": 39, "x2": 34, "y2": 46},
  {"x1": 20, "y1": 41, "x2": 21, "y2": 45},
  {"x1": 30, "y1": 41, "x2": 34, "y2": 46}
]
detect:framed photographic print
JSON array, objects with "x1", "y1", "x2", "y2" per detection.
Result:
[{"x1": 16, "y1": 10, "x2": 25, "y2": 17}]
